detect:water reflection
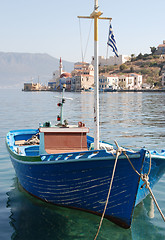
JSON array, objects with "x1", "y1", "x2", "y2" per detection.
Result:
[
  {"x1": 6, "y1": 178, "x2": 165, "y2": 240},
  {"x1": 131, "y1": 195, "x2": 165, "y2": 240},
  {"x1": 6, "y1": 178, "x2": 132, "y2": 240},
  {"x1": 6, "y1": 178, "x2": 72, "y2": 240}
]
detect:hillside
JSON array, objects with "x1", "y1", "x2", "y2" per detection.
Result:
[
  {"x1": 99, "y1": 54, "x2": 165, "y2": 87},
  {"x1": 0, "y1": 52, "x2": 74, "y2": 88}
]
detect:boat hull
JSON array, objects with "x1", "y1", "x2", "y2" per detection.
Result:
[{"x1": 9, "y1": 150, "x2": 145, "y2": 229}]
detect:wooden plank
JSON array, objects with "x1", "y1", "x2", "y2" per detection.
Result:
[{"x1": 15, "y1": 140, "x2": 26, "y2": 145}]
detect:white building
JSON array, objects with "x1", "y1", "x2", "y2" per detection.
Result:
[
  {"x1": 99, "y1": 75, "x2": 118, "y2": 90},
  {"x1": 130, "y1": 73, "x2": 143, "y2": 89},
  {"x1": 118, "y1": 75, "x2": 135, "y2": 90},
  {"x1": 91, "y1": 55, "x2": 130, "y2": 67},
  {"x1": 48, "y1": 58, "x2": 64, "y2": 90},
  {"x1": 99, "y1": 73, "x2": 143, "y2": 90}
]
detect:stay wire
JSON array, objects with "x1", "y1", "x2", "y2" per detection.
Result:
[
  {"x1": 79, "y1": 18, "x2": 93, "y2": 62},
  {"x1": 79, "y1": 18, "x2": 84, "y2": 62}
]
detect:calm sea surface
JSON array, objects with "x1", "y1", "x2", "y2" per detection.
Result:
[{"x1": 0, "y1": 89, "x2": 165, "y2": 240}]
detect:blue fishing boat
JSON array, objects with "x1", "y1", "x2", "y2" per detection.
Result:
[
  {"x1": 6, "y1": 128, "x2": 165, "y2": 229},
  {"x1": 6, "y1": 0, "x2": 165, "y2": 233},
  {"x1": 6, "y1": 127, "x2": 146, "y2": 229}
]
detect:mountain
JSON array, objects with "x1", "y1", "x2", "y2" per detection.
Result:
[{"x1": 0, "y1": 52, "x2": 74, "y2": 88}]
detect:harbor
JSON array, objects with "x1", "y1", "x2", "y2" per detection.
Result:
[
  {"x1": 1, "y1": 88, "x2": 165, "y2": 239},
  {"x1": 23, "y1": 52, "x2": 165, "y2": 92}
]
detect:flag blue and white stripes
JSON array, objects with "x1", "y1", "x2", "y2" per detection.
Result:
[{"x1": 107, "y1": 24, "x2": 119, "y2": 57}]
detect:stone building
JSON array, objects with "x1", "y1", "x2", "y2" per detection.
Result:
[
  {"x1": 72, "y1": 62, "x2": 94, "y2": 76},
  {"x1": 71, "y1": 62, "x2": 94, "y2": 91},
  {"x1": 24, "y1": 82, "x2": 41, "y2": 91},
  {"x1": 155, "y1": 40, "x2": 165, "y2": 55},
  {"x1": 91, "y1": 55, "x2": 130, "y2": 67},
  {"x1": 71, "y1": 74, "x2": 94, "y2": 91}
]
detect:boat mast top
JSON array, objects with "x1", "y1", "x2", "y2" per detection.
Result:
[
  {"x1": 94, "y1": 0, "x2": 98, "y2": 10},
  {"x1": 78, "y1": 0, "x2": 111, "y2": 150}
]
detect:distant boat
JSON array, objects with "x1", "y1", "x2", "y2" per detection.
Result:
[
  {"x1": 85, "y1": 87, "x2": 94, "y2": 92},
  {"x1": 6, "y1": 0, "x2": 165, "y2": 231},
  {"x1": 103, "y1": 88, "x2": 117, "y2": 92}
]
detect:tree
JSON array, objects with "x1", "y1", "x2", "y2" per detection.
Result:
[
  {"x1": 150, "y1": 47, "x2": 156, "y2": 55},
  {"x1": 137, "y1": 53, "x2": 143, "y2": 60},
  {"x1": 120, "y1": 64, "x2": 127, "y2": 71},
  {"x1": 131, "y1": 54, "x2": 135, "y2": 62},
  {"x1": 130, "y1": 66, "x2": 134, "y2": 72}
]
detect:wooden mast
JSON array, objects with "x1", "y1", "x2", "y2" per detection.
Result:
[{"x1": 78, "y1": 0, "x2": 111, "y2": 150}]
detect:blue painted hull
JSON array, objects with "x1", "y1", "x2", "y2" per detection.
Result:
[{"x1": 9, "y1": 152, "x2": 144, "y2": 228}]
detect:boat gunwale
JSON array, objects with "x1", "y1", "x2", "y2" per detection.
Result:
[{"x1": 6, "y1": 141, "x2": 144, "y2": 164}]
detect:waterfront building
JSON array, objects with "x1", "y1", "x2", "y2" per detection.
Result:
[
  {"x1": 118, "y1": 75, "x2": 135, "y2": 90},
  {"x1": 99, "y1": 75, "x2": 118, "y2": 90},
  {"x1": 57, "y1": 72, "x2": 72, "y2": 91},
  {"x1": 130, "y1": 73, "x2": 143, "y2": 89},
  {"x1": 91, "y1": 55, "x2": 130, "y2": 67},
  {"x1": 71, "y1": 74, "x2": 94, "y2": 91},
  {"x1": 71, "y1": 61, "x2": 94, "y2": 91},
  {"x1": 48, "y1": 57, "x2": 64, "y2": 90},
  {"x1": 161, "y1": 64, "x2": 165, "y2": 87},
  {"x1": 24, "y1": 82, "x2": 42, "y2": 91}
]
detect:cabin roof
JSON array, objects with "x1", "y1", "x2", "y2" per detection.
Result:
[{"x1": 39, "y1": 126, "x2": 89, "y2": 133}]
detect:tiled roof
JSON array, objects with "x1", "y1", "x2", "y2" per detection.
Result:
[{"x1": 158, "y1": 44, "x2": 165, "y2": 48}]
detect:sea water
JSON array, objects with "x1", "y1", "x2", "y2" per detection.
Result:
[{"x1": 0, "y1": 89, "x2": 165, "y2": 240}]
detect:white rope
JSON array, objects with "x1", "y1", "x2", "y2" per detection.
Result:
[
  {"x1": 125, "y1": 149, "x2": 165, "y2": 222},
  {"x1": 93, "y1": 141, "x2": 122, "y2": 240},
  {"x1": 25, "y1": 134, "x2": 40, "y2": 145}
]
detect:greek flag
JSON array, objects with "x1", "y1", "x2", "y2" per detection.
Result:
[{"x1": 107, "y1": 24, "x2": 119, "y2": 57}]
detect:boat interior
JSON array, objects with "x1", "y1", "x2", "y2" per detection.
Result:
[{"x1": 7, "y1": 126, "x2": 115, "y2": 159}]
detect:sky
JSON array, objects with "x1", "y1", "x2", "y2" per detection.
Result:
[{"x1": 0, "y1": 0, "x2": 165, "y2": 63}]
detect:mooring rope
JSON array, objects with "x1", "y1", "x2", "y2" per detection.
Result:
[
  {"x1": 146, "y1": 183, "x2": 165, "y2": 221},
  {"x1": 124, "y1": 150, "x2": 165, "y2": 222},
  {"x1": 94, "y1": 141, "x2": 122, "y2": 240},
  {"x1": 94, "y1": 145, "x2": 165, "y2": 240}
]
